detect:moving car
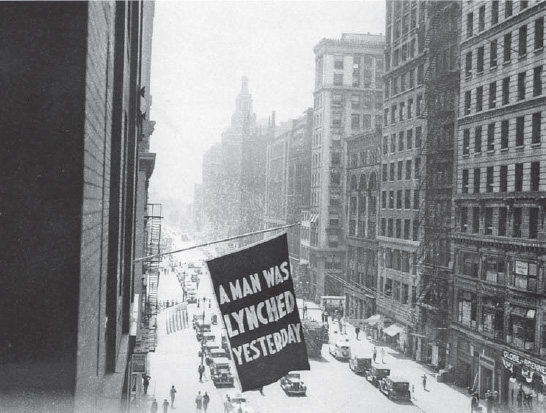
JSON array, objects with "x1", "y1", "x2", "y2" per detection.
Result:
[
  {"x1": 210, "y1": 357, "x2": 235, "y2": 388},
  {"x1": 329, "y1": 337, "x2": 351, "y2": 360},
  {"x1": 366, "y1": 365, "x2": 391, "y2": 387},
  {"x1": 205, "y1": 347, "x2": 228, "y2": 365},
  {"x1": 223, "y1": 393, "x2": 253, "y2": 413},
  {"x1": 379, "y1": 376, "x2": 411, "y2": 400},
  {"x1": 349, "y1": 353, "x2": 372, "y2": 375},
  {"x1": 280, "y1": 372, "x2": 307, "y2": 396}
]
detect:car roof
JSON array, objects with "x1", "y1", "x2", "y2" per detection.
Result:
[
  {"x1": 388, "y1": 376, "x2": 409, "y2": 382},
  {"x1": 213, "y1": 357, "x2": 231, "y2": 364}
]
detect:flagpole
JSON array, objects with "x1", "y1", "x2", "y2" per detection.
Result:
[{"x1": 134, "y1": 222, "x2": 300, "y2": 263}]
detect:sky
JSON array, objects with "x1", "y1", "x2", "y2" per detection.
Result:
[{"x1": 149, "y1": 0, "x2": 386, "y2": 205}]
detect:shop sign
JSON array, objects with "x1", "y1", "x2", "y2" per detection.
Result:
[
  {"x1": 514, "y1": 260, "x2": 528, "y2": 275},
  {"x1": 502, "y1": 350, "x2": 546, "y2": 383},
  {"x1": 132, "y1": 353, "x2": 146, "y2": 373}
]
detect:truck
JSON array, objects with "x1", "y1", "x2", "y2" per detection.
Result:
[{"x1": 302, "y1": 319, "x2": 329, "y2": 358}]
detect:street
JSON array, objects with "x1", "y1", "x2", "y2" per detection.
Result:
[{"x1": 144, "y1": 242, "x2": 473, "y2": 413}]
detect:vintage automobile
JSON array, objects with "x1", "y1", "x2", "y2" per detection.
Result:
[
  {"x1": 205, "y1": 347, "x2": 228, "y2": 365},
  {"x1": 379, "y1": 376, "x2": 411, "y2": 400},
  {"x1": 328, "y1": 337, "x2": 351, "y2": 360},
  {"x1": 195, "y1": 321, "x2": 212, "y2": 340},
  {"x1": 280, "y1": 372, "x2": 307, "y2": 396},
  {"x1": 198, "y1": 340, "x2": 221, "y2": 358},
  {"x1": 349, "y1": 353, "x2": 372, "y2": 375},
  {"x1": 210, "y1": 357, "x2": 235, "y2": 388},
  {"x1": 223, "y1": 392, "x2": 253, "y2": 413},
  {"x1": 366, "y1": 365, "x2": 391, "y2": 387}
]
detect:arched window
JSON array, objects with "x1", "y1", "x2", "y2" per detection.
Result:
[
  {"x1": 359, "y1": 174, "x2": 367, "y2": 191},
  {"x1": 350, "y1": 174, "x2": 358, "y2": 190}
]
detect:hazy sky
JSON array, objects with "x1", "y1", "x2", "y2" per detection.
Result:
[{"x1": 149, "y1": 0, "x2": 386, "y2": 204}]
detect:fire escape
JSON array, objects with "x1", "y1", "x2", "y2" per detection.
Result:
[
  {"x1": 144, "y1": 203, "x2": 162, "y2": 352},
  {"x1": 412, "y1": 1, "x2": 460, "y2": 362}
]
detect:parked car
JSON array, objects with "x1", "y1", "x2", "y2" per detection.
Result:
[
  {"x1": 379, "y1": 376, "x2": 411, "y2": 400},
  {"x1": 210, "y1": 357, "x2": 235, "y2": 388},
  {"x1": 366, "y1": 365, "x2": 391, "y2": 387},
  {"x1": 349, "y1": 353, "x2": 372, "y2": 375},
  {"x1": 198, "y1": 340, "x2": 221, "y2": 358},
  {"x1": 280, "y1": 372, "x2": 307, "y2": 396},
  {"x1": 206, "y1": 347, "x2": 228, "y2": 365},
  {"x1": 329, "y1": 337, "x2": 351, "y2": 360}
]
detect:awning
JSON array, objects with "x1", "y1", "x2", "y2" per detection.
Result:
[
  {"x1": 383, "y1": 323, "x2": 404, "y2": 337},
  {"x1": 511, "y1": 306, "x2": 535, "y2": 319},
  {"x1": 363, "y1": 314, "x2": 382, "y2": 326}
]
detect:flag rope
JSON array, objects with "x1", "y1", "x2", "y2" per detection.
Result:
[{"x1": 134, "y1": 222, "x2": 301, "y2": 263}]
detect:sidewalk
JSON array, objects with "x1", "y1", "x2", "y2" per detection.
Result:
[{"x1": 297, "y1": 298, "x2": 479, "y2": 413}]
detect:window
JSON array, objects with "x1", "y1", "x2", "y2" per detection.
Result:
[
  {"x1": 504, "y1": 33, "x2": 512, "y2": 62},
  {"x1": 408, "y1": 98, "x2": 413, "y2": 119},
  {"x1": 382, "y1": 164, "x2": 387, "y2": 182},
  {"x1": 501, "y1": 120, "x2": 509, "y2": 148},
  {"x1": 334, "y1": 55, "x2": 344, "y2": 69},
  {"x1": 520, "y1": 1, "x2": 528, "y2": 10},
  {"x1": 513, "y1": 207, "x2": 522, "y2": 237},
  {"x1": 414, "y1": 157, "x2": 421, "y2": 179},
  {"x1": 391, "y1": 134, "x2": 396, "y2": 152},
  {"x1": 407, "y1": 129, "x2": 413, "y2": 149},
  {"x1": 505, "y1": 1, "x2": 513, "y2": 18},
  {"x1": 474, "y1": 168, "x2": 481, "y2": 193},
  {"x1": 351, "y1": 94, "x2": 361, "y2": 108},
  {"x1": 405, "y1": 190, "x2": 411, "y2": 209},
  {"x1": 502, "y1": 77, "x2": 510, "y2": 105},
  {"x1": 465, "y1": 91, "x2": 471, "y2": 115},
  {"x1": 396, "y1": 219, "x2": 402, "y2": 238},
  {"x1": 351, "y1": 114, "x2": 360, "y2": 129},
  {"x1": 398, "y1": 131, "x2": 404, "y2": 152},
  {"x1": 399, "y1": 102, "x2": 405, "y2": 121},
  {"x1": 390, "y1": 163, "x2": 395, "y2": 181},
  {"x1": 391, "y1": 105, "x2": 396, "y2": 124},
  {"x1": 500, "y1": 165, "x2": 508, "y2": 192},
  {"x1": 477, "y1": 46, "x2": 484, "y2": 73},
  {"x1": 401, "y1": 72, "x2": 406, "y2": 91},
  {"x1": 489, "y1": 81, "x2": 497, "y2": 109},
  {"x1": 487, "y1": 123, "x2": 495, "y2": 151},
  {"x1": 487, "y1": 167, "x2": 494, "y2": 193},
  {"x1": 518, "y1": 72, "x2": 526, "y2": 100},
  {"x1": 467, "y1": 12, "x2": 474, "y2": 38},
  {"x1": 382, "y1": 191, "x2": 387, "y2": 208},
  {"x1": 484, "y1": 208, "x2": 493, "y2": 235},
  {"x1": 492, "y1": 1, "x2": 499, "y2": 25},
  {"x1": 334, "y1": 73, "x2": 343, "y2": 85},
  {"x1": 465, "y1": 51, "x2": 473, "y2": 77},
  {"x1": 409, "y1": 68, "x2": 415, "y2": 88},
  {"x1": 333, "y1": 112, "x2": 342, "y2": 125},
  {"x1": 519, "y1": 25, "x2": 528, "y2": 56},
  {"x1": 406, "y1": 160, "x2": 412, "y2": 180},
  {"x1": 416, "y1": 126, "x2": 422, "y2": 148},
  {"x1": 333, "y1": 92, "x2": 343, "y2": 106},
  {"x1": 381, "y1": 218, "x2": 386, "y2": 236},
  {"x1": 490, "y1": 39, "x2": 498, "y2": 67},
  {"x1": 417, "y1": 64, "x2": 424, "y2": 84},
  {"x1": 472, "y1": 207, "x2": 480, "y2": 233},
  {"x1": 416, "y1": 94, "x2": 423, "y2": 116},
  {"x1": 531, "y1": 162, "x2": 540, "y2": 191},
  {"x1": 475, "y1": 126, "x2": 482, "y2": 153},
  {"x1": 413, "y1": 190, "x2": 420, "y2": 210},
  {"x1": 463, "y1": 129, "x2": 470, "y2": 155},
  {"x1": 398, "y1": 161, "x2": 403, "y2": 181},
  {"x1": 532, "y1": 112, "x2": 542, "y2": 144},
  {"x1": 396, "y1": 189, "x2": 402, "y2": 209},
  {"x1": 383, "y1": 136, "x2": 388, "y2": 154},
  {"x1": 462, "y1": 169, "x2": 469, "y2": 193},
  {"x1": 384, "y1": 108, "x2": 389, "y2": 126},
  {"x1": 515, "y1": 163, "x2": 523, "y2": 191},
  {"x1": 388, "y1": 218, "x2": 393, "y2": 237},
  {"x1": 460, "y1": 207, "x2": 468, "y2": 232},
  {"x1": 479, "y1": 6, "x2": 485, "y2": 32},
  {"x1": 477, "y1": 86, "x2": 484, "y2": 112},
  {"x1": 535, "y1": 17, "x2": 544, "y2": 50},
  {"x1": 516, "y1": 116, "x2": 524, "y2": 146},
  {"x1": 498, "y1": 207, "x2": 508, "y2": 235},
  {"x1": 529, "y1": 208, "x2": 539, "y2": 238},
  {"x1": 534, "y1": 66, "x2": 543, "y2": 96},
  {"x1": 412, "y1": 221, "x2": 419, "y2": 241}
]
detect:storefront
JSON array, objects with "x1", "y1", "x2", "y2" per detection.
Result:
[{"x1": 502, "y1": 350, "x2": 546, "y2": 412}]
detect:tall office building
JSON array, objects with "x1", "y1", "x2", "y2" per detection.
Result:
[
  {"x1": 451, "y1": 0, "x2": 546, "y2": 408},
  {"x1": 379, "y1": 0, "x2": 460, "y2": 362},
  {"x1": 310, "y1": 33, "x2": 385, "y2": 302}
]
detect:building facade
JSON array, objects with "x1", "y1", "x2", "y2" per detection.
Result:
[
  {"x1": 451, "y1": 0, "x2": 546, "y2": 408},
  {"x1": 0, "y1": 2, "x2": 157, "y2": 412},
  {"x1": 344, "y1": 130, "x2": 381, "y2": 322},
  {"x1": 310, "y1": 33, "x2": 385, "y2": 302}
]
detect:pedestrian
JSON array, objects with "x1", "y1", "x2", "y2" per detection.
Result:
[
  {"x1": 381, "y1": 347, "x2": 386, "y2": 363},
  {"x1": 303, "y1": 304, "x2": 307, "y2": 319},
  {"x1": 471, "y1": 392, "x2": 479, "y2": 413},
  {"x1": 422, "y1": 374, "x2": 427, "y2": 391},
  {"x1": 259, "y1": 386, "x2": 264, "y2": 396},
  {"x1": 373, "y1": 346, "x2": 377, "y2": 363},
  {"x1": 142, "y1": 374, "x2": 150, "y2": 395},
  {"x1": 195, "y1": 391, "x2": 203, "y2": 413},
  {"x1": 198, "y1": 363, "x2": 205, "y2": 382},
  {"x1": 162, "y1": 399, "x2": 169, "y2": 413},
  {"x1": 203, "y1": 392, "x2": 210, "y2": 413},
  {"x1": 151, "y1": 399, "x2": 158, "y2": 413},
  {"x1": 355, "y1": 326, "x2": 360, "y2": 340},
  {"x1": 411, "y1": 384, "x2": 415, "y2": 400},
  {"x1": 170, "y1": 385, "x2": 177, "y2": 408},
  {"x1": 486, "y1": 390, "x2": 493, "y2": 413}
]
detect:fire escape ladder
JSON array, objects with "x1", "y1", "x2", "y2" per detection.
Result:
[{"x1": 145, "y1": 203, "x2": 163, "y2": 352}]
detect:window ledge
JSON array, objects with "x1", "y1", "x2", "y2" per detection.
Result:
[
  {"x1": 489, "y1": 65, "x2": 498, "y2": 71},
  {"x1": 534, "y1": 47, "x2": 544, "y2": 54},
  {"x1": 515, "y1": 145, "x2": 524, "y2": 150},
  {"x1": 531, "y1": 142, "x2": 541, "y2": 148},
  {"x1": 518, "y1": 53, "x2": 527, "y2": 60}
]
